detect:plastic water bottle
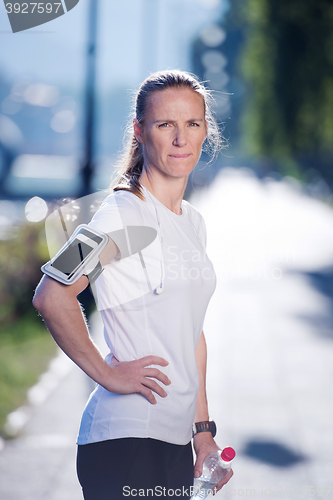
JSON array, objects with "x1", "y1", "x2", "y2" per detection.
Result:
[{"x1": 190, "y1": 447, "x2": 236, "y2": 499}]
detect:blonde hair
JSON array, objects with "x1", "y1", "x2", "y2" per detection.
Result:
[{"x1": 110, "y1": 69, "x2": 225, "y2": 200}]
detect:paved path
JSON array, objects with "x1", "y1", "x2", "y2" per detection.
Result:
[
  {"x1": 0, "y1": 363, "x2": 88, "y2": 500},
  {"x1": 0, "y1": 312, "x2": 102, "y2": 500},
  {"x1": 0, "y1": 168, "x2": 333, "y2": 499},
  {"x1": 191, "y1": 169, "x2": 333, "y2": 498}
]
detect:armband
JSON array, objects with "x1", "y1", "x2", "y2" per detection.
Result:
[{"x1": 41, "y1": 224, "x2": 108, "y2": 285}]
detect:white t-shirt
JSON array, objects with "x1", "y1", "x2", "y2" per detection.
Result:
[{"x1": 77, "y1": 185, "x2": 217, "y2": 445}]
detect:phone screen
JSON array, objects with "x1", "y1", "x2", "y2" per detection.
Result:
[{"x1": 51, "y1": 239, "x2": 94, "y2": 276}]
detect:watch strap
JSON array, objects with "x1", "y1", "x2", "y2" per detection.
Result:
[{"x1": 193, "y1": 420, "x2": 217, "y2": 438}]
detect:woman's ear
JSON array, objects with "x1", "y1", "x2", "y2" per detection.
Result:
[{"x1": 133, "y1": 118, "x2": 143, "y2": 144}]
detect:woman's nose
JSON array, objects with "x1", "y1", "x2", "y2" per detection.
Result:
[{"x1": 172, "y1": 128, "x2": 187, "y2": 147}]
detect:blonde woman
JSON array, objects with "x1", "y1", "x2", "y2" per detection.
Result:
[{"x1": 33, "y1": 70, "x2": 233, "y2": 499}]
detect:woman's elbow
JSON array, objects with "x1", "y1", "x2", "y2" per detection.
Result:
[
  {"x1": 32, "y1": 274, "x2": 88, "y2": 314},
  {"x1": 32, "y1": 276, "x2": 57, "y2": 314},
  {"x1": 32, "y1": 286, "x2": 48, "y2": 314}
]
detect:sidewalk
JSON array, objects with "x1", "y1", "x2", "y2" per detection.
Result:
[
  {"x1": 192, "y1": 169, "x2": 333, "y2": 498},
  {"x1": 0, "y1": 359, "x2": 91, "y2": 500},
  {"x1": 0, "y1": 169, "x2": 332, "y2": 499},
  {"x1": 0, "y1": 313, "x2": 104, "y2": 500}
]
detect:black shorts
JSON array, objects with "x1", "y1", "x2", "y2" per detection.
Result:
[{"x1": 77, "y1": 437, "x2": 194, "y2": 500}]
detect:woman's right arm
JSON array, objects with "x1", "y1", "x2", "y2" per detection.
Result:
[{"x1": 32, "y1": 273, "x2": 170, "y2": 404}]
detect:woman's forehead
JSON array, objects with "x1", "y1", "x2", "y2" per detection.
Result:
[{"x1": 146, "y1": 87, "x2": 205, "y2": 117}]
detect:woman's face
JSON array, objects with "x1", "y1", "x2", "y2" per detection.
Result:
[{"x1": 134, "y1": 87, "x2": 207, "y2": 181}]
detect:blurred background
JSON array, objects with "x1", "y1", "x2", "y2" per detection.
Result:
[{"x1": 0, "y1": 0, "x2": 333, "y2": 499}]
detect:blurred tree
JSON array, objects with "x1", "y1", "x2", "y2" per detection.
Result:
[
  {"x1": 192, "y1": 13, "x2": 245, "y2": 157},
  {"x1": 191, "y1": 21, "x2": 235, "y2": 189},
  {"x1": 0, "y1": 223, "x2": 48, "y2": 328},
  {"x1": 226, "y1": 0, "x2": 333, "y2": 181},
  {"x1": 0, "y1": 220, "x2": 95, "y2": 332}
]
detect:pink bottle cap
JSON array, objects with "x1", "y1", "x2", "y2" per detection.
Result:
[{"x1": 221, "y1": 447, "x2": 236, "y2": 462}]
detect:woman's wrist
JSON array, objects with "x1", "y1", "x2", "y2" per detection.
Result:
[
  {"x1": 193, "y1": 431, "x2": 216, "y2": 444},
  {"x1": 98, "y1": 364, "x2": 117, "y2": 392}
]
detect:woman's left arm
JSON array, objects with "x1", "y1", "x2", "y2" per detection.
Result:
[{"x1": 193, "y1": 331, "x2": 233, "y2": 493}]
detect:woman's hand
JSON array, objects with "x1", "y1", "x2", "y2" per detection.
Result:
[
  {"x1": 193, "y1": 432, "x2": 234, "y2": 495},
  {"x1": 33, "y1": 276, "x2": 171, "y2": 405},
  {"x1": 106, "y1": 355, "x2": 171, "y2": 405}
]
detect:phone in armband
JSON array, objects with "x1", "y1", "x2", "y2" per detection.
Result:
[{"x1": 41, "y1": 224, "x2": 108, "y2": 285}]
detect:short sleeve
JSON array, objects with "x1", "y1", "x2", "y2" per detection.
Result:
[
  {"x1": 88, "y1": 190, "x2": 144, "y2": 259},
  {"x1": 88, "y1": 190, "x2": 153, "y2": 311}
]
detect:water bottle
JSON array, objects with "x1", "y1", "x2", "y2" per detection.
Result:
[{"x1": 190, "y1": 447, "x2": 236, "y2": 499}]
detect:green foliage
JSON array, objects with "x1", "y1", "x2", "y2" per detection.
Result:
[
  {"x1": 0, "y1": 221, "x2": 49, "y2": 327},
  {"x1": 228, "y1": 0, "x2": 333, "y2": 179},
  {"x1": 0, "y1": 317, "x2": 57, "y2": 435},
  {"x1": 0, "y1": 222, "x2": 58, "y2": 435}
]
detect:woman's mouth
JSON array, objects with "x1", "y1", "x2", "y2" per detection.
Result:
[{"x1": 168, "y1": 154, "x2": 191, "y2": 159}]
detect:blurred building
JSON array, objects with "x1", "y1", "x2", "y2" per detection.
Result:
[{"x1": 0, "y1": 0, "x2": 228, "y2": 205}]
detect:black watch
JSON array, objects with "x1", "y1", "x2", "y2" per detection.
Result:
[{"x1": 192, "y1": 420, "x2": 217, "y2": 438}]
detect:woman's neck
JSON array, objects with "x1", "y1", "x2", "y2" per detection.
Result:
[{"x1": 139, "y1": 170, "x2": 187, "y2": 216}]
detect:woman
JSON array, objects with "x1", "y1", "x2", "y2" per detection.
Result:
[{"x1": 33, "y1": 70, "x2": 233, "y2": 499}]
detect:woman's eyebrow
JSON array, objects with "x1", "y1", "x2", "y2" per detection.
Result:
[{"x1": 152, "y1": 118, "x2": 205, "y2": 124}]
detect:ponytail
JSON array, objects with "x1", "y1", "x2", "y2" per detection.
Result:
[{"x1": 111, "y1": 132, "x2": 145, "y2": 200}]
